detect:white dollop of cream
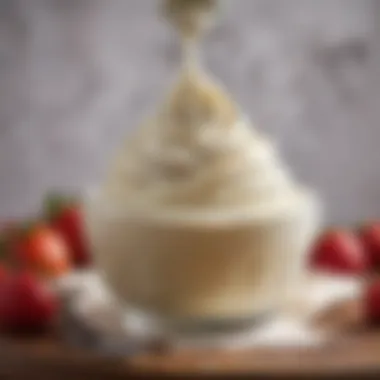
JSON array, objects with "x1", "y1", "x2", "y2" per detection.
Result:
[{"x1": 100, "y1": 66, "x2": 303, "y2": 216}]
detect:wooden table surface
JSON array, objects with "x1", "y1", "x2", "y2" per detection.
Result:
[{"x1": 0, "y1": 299, "x2": 379, "y2": 379}]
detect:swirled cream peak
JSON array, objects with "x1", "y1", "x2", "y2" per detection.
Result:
[
  {"x1": 163, "y1": 66, "x2": 237, "y2": 131},
  {"x1": 101, "y1": 67, "x2": 302, "y2": 213}
]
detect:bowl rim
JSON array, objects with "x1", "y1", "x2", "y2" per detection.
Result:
[{"x1": 83, "y1": 188, "x2": 322, "y2": 227}]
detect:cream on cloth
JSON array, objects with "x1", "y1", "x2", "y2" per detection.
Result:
[{"x1": 54, "y1": 270, "x2": 363, "y2": 351}]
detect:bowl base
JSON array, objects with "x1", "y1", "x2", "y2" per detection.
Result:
[{"x1": 122, "y1": 305, "x2": 276, "y2": 347}]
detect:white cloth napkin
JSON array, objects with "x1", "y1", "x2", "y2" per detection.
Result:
[{"x1": 54, "y1": 270, "x2": 363, "y2": 351}]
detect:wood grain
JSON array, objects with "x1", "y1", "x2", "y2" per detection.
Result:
[{"x1": 0, "y1": 299, "x2": 379, "y2": 379}]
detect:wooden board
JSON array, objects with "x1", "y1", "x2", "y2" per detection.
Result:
[{"x1": 0, "y1": 299, "x2": 379, "y2": 379}]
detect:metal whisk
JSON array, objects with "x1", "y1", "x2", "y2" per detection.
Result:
[{"x1": 162, "y1": 0, "x2": 220, "y2": 39}]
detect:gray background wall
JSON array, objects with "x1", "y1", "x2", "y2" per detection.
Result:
[{"x1": 0, "y1": 0, "x2": 379, "y2": 224}]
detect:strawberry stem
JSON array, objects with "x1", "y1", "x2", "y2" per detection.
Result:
[{"x1": 43, "y1": 192, "x2": 77, "y2": 221}]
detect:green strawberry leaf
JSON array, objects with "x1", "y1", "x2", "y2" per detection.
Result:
[{"x1": 43, "y1": 192, "x2": 78, "y2": 221}]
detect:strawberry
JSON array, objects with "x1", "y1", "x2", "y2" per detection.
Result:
[
  {"x1": 0, "y1": 271, "x2": 59, "y2": 333},
  {"x1": 44, "y1": 193, "x2": 90, "y2": 267},
  {"x1": 359, "y1": 222, "x2": 380, "y2": 271},
  {"x1": 11, "y1": 224, "x2": 71, "y2": 279},
  {"x1": 0, "y1": 264, "x2": 9, "y2": 284},
  {"x1": 364, "y1": 280, "x2": 380, "y2": 326},
  {"x1": 0, "y1": 222, "x2": 17, "y2": 262},
  {"x1": 309, "y1": 229, "x2": 368, "y2": 275}
]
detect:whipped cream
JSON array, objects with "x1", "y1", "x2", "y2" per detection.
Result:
[
  {"x1": 100, "y1": 0, "x2": 303, "y2": 216},
  {"x1": 101, "y1": 66, "x2": 302, "y2": 215}
]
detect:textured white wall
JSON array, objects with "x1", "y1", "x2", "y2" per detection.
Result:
[{"x1": 0, "y1": 0, "x2": 378, "y2": 224}]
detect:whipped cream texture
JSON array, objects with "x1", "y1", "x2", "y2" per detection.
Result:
[
  {"x1": 101, "y1": 67, "x2": 302, "y2": 214},
  {"x1": 100, "y1": 0, "x2": 303, "y2": 215}
]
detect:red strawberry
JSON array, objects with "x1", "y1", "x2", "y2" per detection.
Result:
[
  {"x1": 11, "y1": 224, "x2": 71, "y2": 279},
  {"x1": 0, "y1": 272, "x2": 59, "y2": 332},
  {"x1": 309, "y1": 229, "x2": 367, "y2": 275},
  {"x1": 364, "y1": 280, "x2": 380, "y2": 325},
  {"x1": 44, "y1": 194, "x2": 90, "y2": 267},
  {"x1": 0, "y1": 222, "x2": 17, "y2": 262},
  {"x1": 359, "y1": 222, "x2": 380, "y2": 271},
  {"x1": 0, "y1": 264, "x2": 9, "y2": 284}
]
